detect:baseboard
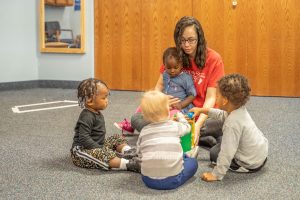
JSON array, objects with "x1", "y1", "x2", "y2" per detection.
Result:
[
  {"x1": 0, "y1": 80, "x2": 80, "y2": 91},
  {"x1": 0, "y1": 80, "x2": 39, "y2": 91},
  {"x1": 38, "y1": 80, "x2": 80, "y2": 89}
]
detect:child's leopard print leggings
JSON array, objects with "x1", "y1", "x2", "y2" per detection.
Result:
[{"x1": 71, "y1": 134, "x2": 127, "y2": 170}]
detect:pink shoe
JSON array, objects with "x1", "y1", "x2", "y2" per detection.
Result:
[{"x1": 114, "y1": 119, "x2": 135, "y2": 135}]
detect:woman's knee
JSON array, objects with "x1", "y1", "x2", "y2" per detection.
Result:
[{"x1": 201, "y1": 118, "x2": 223, "y2": 138}]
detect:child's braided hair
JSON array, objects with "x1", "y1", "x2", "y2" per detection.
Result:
[
  {"x1": 77, "y1": 78, "x2": 108, "y2": 108},
  {"x1": 218, "y1": 74, "x2": 251, "y2": 107}
]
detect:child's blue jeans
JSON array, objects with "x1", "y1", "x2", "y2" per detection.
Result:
[{"x1": 141, "y1": 155, "x2": 198, "y2": 190}]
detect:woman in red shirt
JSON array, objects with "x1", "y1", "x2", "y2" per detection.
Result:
[
  {"x1": 116, "y1": 16, "x2": 224, "y2": 153},
  {"x1": 156, "y1": 16, "x2": 224, "y2": 149}
]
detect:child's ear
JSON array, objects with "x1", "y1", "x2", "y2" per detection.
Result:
[
  {"x1": 86, "y1": 97, "x2": 93, "y2": 105},
  {"x1": 222, "y1": 97, "x2": 229, "y2": 106}
]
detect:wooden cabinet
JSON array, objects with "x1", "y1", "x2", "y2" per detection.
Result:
[
  {"x1": 45, "y1": 0, "x2": 55, "y2": 5},
  {"x1": 45, "y1": 0, "x2": 73, "y2": 6}
]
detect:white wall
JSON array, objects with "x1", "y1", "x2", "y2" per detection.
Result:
[
  {"x1": 0, "y1": 0, "x2": 94, "y2": 83},
  {"x1": 0, "y1": 0, "x2": 39, "y2": 83},
  {"x1": 38, "y1": 0, "x2": 94, "y2": 81}
]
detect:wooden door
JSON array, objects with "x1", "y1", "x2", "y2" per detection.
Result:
[
  {"x1": 193, "y1": 0, "x2": 300, "y2": 96},
  {"x1": 246, "y1": 0, "x2": 300, "y2": 96},
  {"x1": 140, "y1": 0, "x2": 193, "y2": 90},
  {"x1": 95, "y1": 0, "x2": 300, "y2": 96},
  {"x1": 94, "y1": 0, "x2": 142, "y2": 90},
  {"x1": 94, "y1": 0, "x2": 192, "y2": 91}
]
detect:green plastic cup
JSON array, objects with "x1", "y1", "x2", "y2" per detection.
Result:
[{"x1": 181, "y1": 131, "x2": 192, "y2": 152}]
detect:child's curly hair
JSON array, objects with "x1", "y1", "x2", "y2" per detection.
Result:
[
  {"x1": 77, "y1": 78, "x2": 108, "y2": 108},
  {"x1": 162, "y1": 47, "x2": 182, "y2": 66},
  {"x1": 218, "y1": 74, "x2": 251, "y2": 107}
]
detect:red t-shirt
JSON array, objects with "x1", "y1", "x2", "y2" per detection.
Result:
[{"x1": 160, "y1": 48, "x2": 224, "y2": 107}]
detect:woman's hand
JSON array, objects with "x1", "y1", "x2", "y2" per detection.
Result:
[{"x1": 201, "y1": 172, "x2": 218, "y2": 182}]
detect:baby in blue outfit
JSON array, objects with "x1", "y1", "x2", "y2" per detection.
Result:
[{"x1": 162, "y1": 47, "x2": 196, "y2": 114}]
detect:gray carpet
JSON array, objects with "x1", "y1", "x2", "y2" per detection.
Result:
[{"x1": 0, "y1": 88, "x2": 299, "y2": 200}]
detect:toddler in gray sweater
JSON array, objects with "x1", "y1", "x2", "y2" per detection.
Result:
[
  {"x1": 137, "y1": 90, "x2": 198, "y2": 189},
  {"x1": 190, "y1": 73, "x2": 268, "y2": 181}
]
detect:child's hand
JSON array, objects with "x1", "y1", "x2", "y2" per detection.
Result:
[
  {"x1": 172, "y1": 113, "x2": 178, "y2": 121},
  {"x1": 173, "y1": 112, "x2": 184, "y2": 121},
  {"x1": 172, "y1": 102, "x2": 182, "y2": 110},
  {"x1": 167, "y1": 95, "x2": 181, "y2": 108},
  {"x1": 184, "y1": 114, "x2": 190, "y2": 121},
  {"x1": 201, "y1": 172, "x2": 218, "y2": 182},
  {"x1": 189, "y1": 107, "x2": 202, "y2": 117}
]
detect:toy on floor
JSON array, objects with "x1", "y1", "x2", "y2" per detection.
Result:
[
  {"x1": 182, "y1": 112, "x2": 200, "y2": 158},
  {"x1": 174, "y1": 112, "x2": 197, "y2": 157}
]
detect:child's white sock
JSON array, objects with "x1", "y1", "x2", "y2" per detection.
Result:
[
  {"x1": 119, "y1": 158, "x2": 129, "y2": 170},
  {"x1": 121, "y1": 145, "x2": 131, "y2": 154}
]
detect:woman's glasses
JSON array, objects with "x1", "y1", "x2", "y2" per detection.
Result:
[{"x1": 180, "y1": 37, "x2": 198, "y2": 45}]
